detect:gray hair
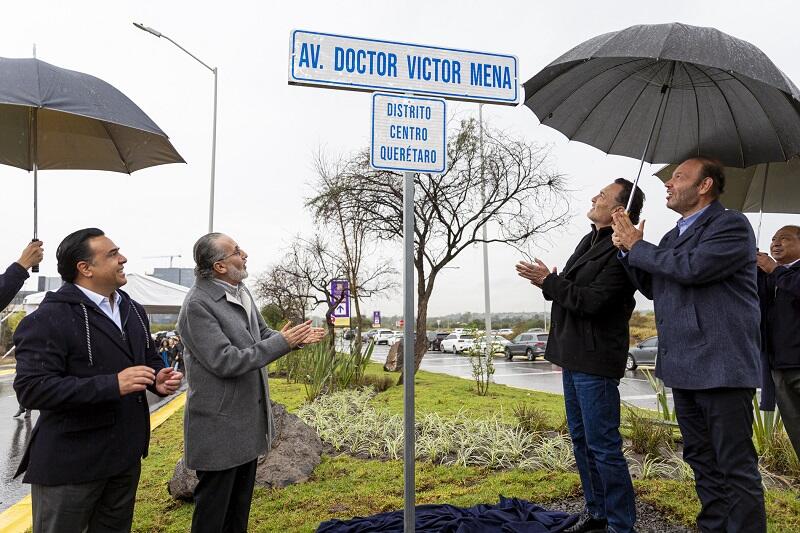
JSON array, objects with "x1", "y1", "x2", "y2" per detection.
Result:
[{"x1": 193, "y1": 233, "x2": 225, "y2": 279}]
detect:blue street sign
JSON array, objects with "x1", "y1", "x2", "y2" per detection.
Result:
[{"x1": 330, "y1": 279, "x2": 350, "y2": 318}]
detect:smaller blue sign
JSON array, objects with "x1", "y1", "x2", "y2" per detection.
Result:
[{"x1": 330, "y1": 279, "x2": 350, "y2": 318}]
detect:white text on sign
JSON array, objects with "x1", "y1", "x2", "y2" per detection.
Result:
[
  {"x1": 289, "y1": 30, "x2": 518, "y2": 105},
  {"x1": 371, "y1": 93, "x2": 446, "y2": 174}
]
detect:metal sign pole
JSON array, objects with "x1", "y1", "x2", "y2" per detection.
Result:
[{"x1": 402, "y1": 170, "x2": 415, "y2": 532}]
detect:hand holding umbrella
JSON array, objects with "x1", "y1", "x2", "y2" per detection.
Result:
[
  {"x1": 16, "y1": 240, "x2": 43, "y2": 272},
  {"x1": 611, "y1": 212, "x2": 645, "y2": 252}
]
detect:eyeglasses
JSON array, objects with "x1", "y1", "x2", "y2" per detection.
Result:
[{"x1": 216, "y1": 247, "x2": 244, "y2": 262}]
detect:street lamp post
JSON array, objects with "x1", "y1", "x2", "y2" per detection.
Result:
[{"x1": 133, "y1": 22, "x2": 218, "y2": 233}]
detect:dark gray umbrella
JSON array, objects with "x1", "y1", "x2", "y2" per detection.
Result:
[
  {"x1": 523, "y1": 23, "x2": 800, "y2": 207},
  {"x1": 0, "y1": 57, "x2": 184, "y2": 241}
]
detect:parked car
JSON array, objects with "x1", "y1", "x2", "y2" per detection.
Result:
[
  {"x1": 627, "y1": 336, "x2": 658, "y2": 370},
  {"x1": 343, "y1": 328, "x2": 355, "y2": 340},
  {"x1": 439, "y1": 333, "x2": 476, "y2": 354},
  {"x1": 504, "y1": 333, "x2": 548, "y2": 361},
  {"x1": 374, "y1": 329, "x2": 395, "y2": 345},
  {"x1": 496, "y1": 328, "x2": 514, "y2": 336},
  {"x1": 473, "y1": 335, "x2": 511, "y2": 354},
  {"x1": 361, "y1": 329, "x2": 379, "y2": 342},
  {"x1": 429, "y1": 332, "x2": 450, "y2": 351},
  {"x1": 388, "y1": 332, "x2": 404, "y2": 346}
]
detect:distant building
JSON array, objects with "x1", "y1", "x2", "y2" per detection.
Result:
[
  {"x1": 150, "y1": 267, "x2": 194, "y2": 288},
  {"x1": 37, "y1": 276, "x2": 63, "y2": 292}
]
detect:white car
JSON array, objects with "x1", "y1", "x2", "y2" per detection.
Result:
[
  {"x1": 387, "y1": 332, "x2": 404, "y2": 346},
  {"x1": 473, "y1": 335, "x2": 511, "y2": 354},
  {"x1": 497, "y1": 328, "x2": 514, "y2": 336},
  {"x1": 374, "y1": 329, "x2": 395, "y2": 345},
  {"x1": 439, "y1": 333, "x2": 476, "y2": 354}
]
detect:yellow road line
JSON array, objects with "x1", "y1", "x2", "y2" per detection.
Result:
[{"x1": 0, "y1": 391, "x2": 186, "y2": 533}]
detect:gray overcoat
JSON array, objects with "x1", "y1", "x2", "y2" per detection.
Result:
[{"x1": 177, "y1": 277, "x2": 291, "y2": 471}]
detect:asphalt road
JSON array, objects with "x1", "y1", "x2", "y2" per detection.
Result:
[{"x1": 369, "y1": 344, "x2": 670, "y2": 411}]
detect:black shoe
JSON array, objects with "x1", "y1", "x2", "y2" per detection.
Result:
[
  {"x1": 565, "y1": 511, "x2": 608, "y2": 533},
  {"x1": 12, "y1": 406, "x2": 25, "y2": 418}
]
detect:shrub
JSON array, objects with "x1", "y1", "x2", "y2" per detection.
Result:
[
  {"x1": 623, "y1": 407, "x2": 675, "y2": 458},
  {"x1": 512, "y1": 402, "x2": 551, "y2": 435}
]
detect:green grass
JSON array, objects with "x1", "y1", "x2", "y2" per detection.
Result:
[{"x1": 132, "y1": 363, "x2": 800, "y2": 532}]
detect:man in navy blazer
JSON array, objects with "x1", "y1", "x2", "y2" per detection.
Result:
[
  {"x1": 612, "y1": 157, "x2": 766, "y2": 533},
  {"x1": 14, "y1": 228, "x2": 183, "y2": 533},
  {"x1": 756, "y1": 225, "x2": 800, "y2": 458},
  {"x1": 0, "y1": 240, "x2": 44, "y2": 310}
]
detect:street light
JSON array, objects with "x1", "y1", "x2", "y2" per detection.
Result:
[{"x1": 133, "y1": 22, "x2": 218, "y2": 233}]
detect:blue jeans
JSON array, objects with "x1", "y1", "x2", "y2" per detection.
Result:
[{"x1": 563, "y1": 369, "x2": 636, "y2": 533}]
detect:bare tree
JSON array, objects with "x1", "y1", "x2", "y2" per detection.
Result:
[
  {"x1": 254, "y1": 263, "x2": 311, "y2": 326},
  {"x1": 307, "y1": 151, "x2": 398, "y2": 354},
  {"x1": 260, "y1": 235, "x2": 347, "y2": 355},
  {"x1": 307, "y1": 118, "x2": 570, "y2": 381}
]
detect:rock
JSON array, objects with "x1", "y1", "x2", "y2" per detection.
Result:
[
  {"x1": 255, "y1": 401, "x2": 323, "y2": 488},
  {"x1": 167, "y1": 401, "x2": 324, "y2": 500},
  {"x1": 167, "y1": 457, "x2": 198, "y2": 501},
  {"x1": 384, "y1": 340, "x2": 403, "y2": 372}
]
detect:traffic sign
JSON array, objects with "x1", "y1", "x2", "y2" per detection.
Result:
[
  {"x1": 329, "y1": 279, "x2": 350, "y2": 318},
  {"x1": 289, "y1": 30, "x2": 518, "y2": 105},
  {"x1": 372, "y1": 311, "x2": 381, "y2": 327},
  {"x1": 371, "y1": 93, "x2": 446, "y2": 173}
]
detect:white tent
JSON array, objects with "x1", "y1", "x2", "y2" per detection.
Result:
[{"x1": 22, "y1": 273, "x2": 190, "y2": 315}]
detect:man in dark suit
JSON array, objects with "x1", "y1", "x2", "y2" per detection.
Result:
[
  {"x1": 756, "y1": 225, "x2": 800, "y2": 457},
  {"x1": 0, "y1": 240, "x2": 44, "y2": 310},
  {"x1": 517, "y1": 178, "x2": 644, "y2": 533},
  {"x1": 612, "y1": 157, "x2": 766, "y2": 533},
  {"x1": 13, "y1": 228, "x2": 183, "y2": 533}
]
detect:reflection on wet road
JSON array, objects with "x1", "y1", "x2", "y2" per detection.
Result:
[{"x1": 0, "y1": 371, "x2": 37, "y2": 512}]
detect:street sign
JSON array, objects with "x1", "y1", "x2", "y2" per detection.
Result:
[
  {"x1": 289, "y1": 30, "x2": 518, "y2": 105},
  {"x1": 329, "y1": 279, "x2": 350, "y2": 318},
  {"x1": 372, "y1": 311, "x2": 381, "y2": 327},
  {"x1": 371, "y1": 93, "x2": 446, "y2": 173}
]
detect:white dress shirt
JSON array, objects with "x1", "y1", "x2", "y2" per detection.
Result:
[{"x1": 76, "y1": 284, "x2": 123, "y2": 331}]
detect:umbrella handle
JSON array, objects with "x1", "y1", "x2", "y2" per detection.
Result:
[{"x1": 31, "y1": 238, "x2": 39, "y2": 273}]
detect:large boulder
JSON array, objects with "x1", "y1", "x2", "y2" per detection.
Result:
[
  {"x1": 167, "y1": 401, "x2": 323, "y2": 500},
  {"x1": 383, "y1": 340, "x2": 403, "y2": 372}
]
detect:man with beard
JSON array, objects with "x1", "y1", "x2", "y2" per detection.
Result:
[
  {"x1": 613, "y1": 157, "x2": 766, "y2": 532},
  {"x1": 13, "y1": 228, "x2": 182, "y2": 532},
  {"x1": 517, "y1": 178, "x2": 643, "y2": 533},
  {"x1": 178, "y1": 233, "x2": 325, "y2": 533}
]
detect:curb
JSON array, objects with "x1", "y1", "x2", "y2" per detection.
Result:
[{"x1": 0, "y1": 391, "x2": 186, "y2": 533}]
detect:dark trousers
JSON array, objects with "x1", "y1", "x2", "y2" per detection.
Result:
[
  {"x1": 673, "y1": 388, "x2": 766, "y2": 533},
  {"x1": 772, "y1": 368, "x2": 800, "y2": 458},
  {"x1": 191, "y1": 459, "x2": 257, "y2": 533},
  {"x1": 563, "y1": 370, "x2": 636, "y2": 533},
  {"x1": 31, "y1": 462, "x2": 140, "y2": 533}
]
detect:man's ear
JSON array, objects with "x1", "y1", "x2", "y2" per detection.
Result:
[
  {"x1": 213, "y1": 262, "x2": 226, "y2": 275},
  {"x1": 698, "y1": 176, "x2": 714, "y2": 195},
  {"x1": 76, "y1": 260, "x2": 92, "y2": 278}
]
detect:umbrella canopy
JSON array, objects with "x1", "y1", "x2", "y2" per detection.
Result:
[
  {"x1": 0, "y1": 57, "x2": 184, "y2": 172},
  {"x1": 654, "y1": 158, "x2": 800, "y2": 214},
  {"x1": 523, "y1": 23, "x2": 800, "y2": 168}
]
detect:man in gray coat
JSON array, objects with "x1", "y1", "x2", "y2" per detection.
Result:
[
  {"x1": 612, "y1": 157, "x2": 766, "y2": 533},
  {"x1": 178, "y1": 233, "x2": 325, "y2": 533}
]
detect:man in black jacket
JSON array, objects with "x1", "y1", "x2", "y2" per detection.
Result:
[
  {"x1": 0, "y1": 240, "x2": 44, "y2": 310},
  {"x1": 757, "y1": 225, "x2": 800, "y2": 457},
  {"x1": 13, "y1": 228, "x2": 182, "y2": 533},
  {"x1": 517, "y1": 179, "x2": 644, "y2": 533}
]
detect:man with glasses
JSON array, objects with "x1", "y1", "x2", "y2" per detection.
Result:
[{"x1": 179, "y1": 233, "x2": 325, "y2": 533}]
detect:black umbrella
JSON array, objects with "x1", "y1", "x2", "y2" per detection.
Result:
[
  {"x1": 0, "y1": 57, "x2": 184, "y2": 256},
  {"x1": 523, "y1": 23, "x2": 800, "y2": 209}
]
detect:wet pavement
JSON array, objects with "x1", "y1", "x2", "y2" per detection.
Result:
[{"x1": 370, "y1": 345, "x2": 670, "y2": 411}]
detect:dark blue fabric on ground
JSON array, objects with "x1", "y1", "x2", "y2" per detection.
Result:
[{"x1": 316, "y1": 496, "x2": 579, "y2": 532}]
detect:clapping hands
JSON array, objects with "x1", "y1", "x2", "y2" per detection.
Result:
[{"x1": 280, "y1": 320, "x2": 326, "y2": 348}]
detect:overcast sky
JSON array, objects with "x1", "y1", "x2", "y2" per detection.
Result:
[{"x1": 2, "y1": 0, "x2": 799, "y2": 317}]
